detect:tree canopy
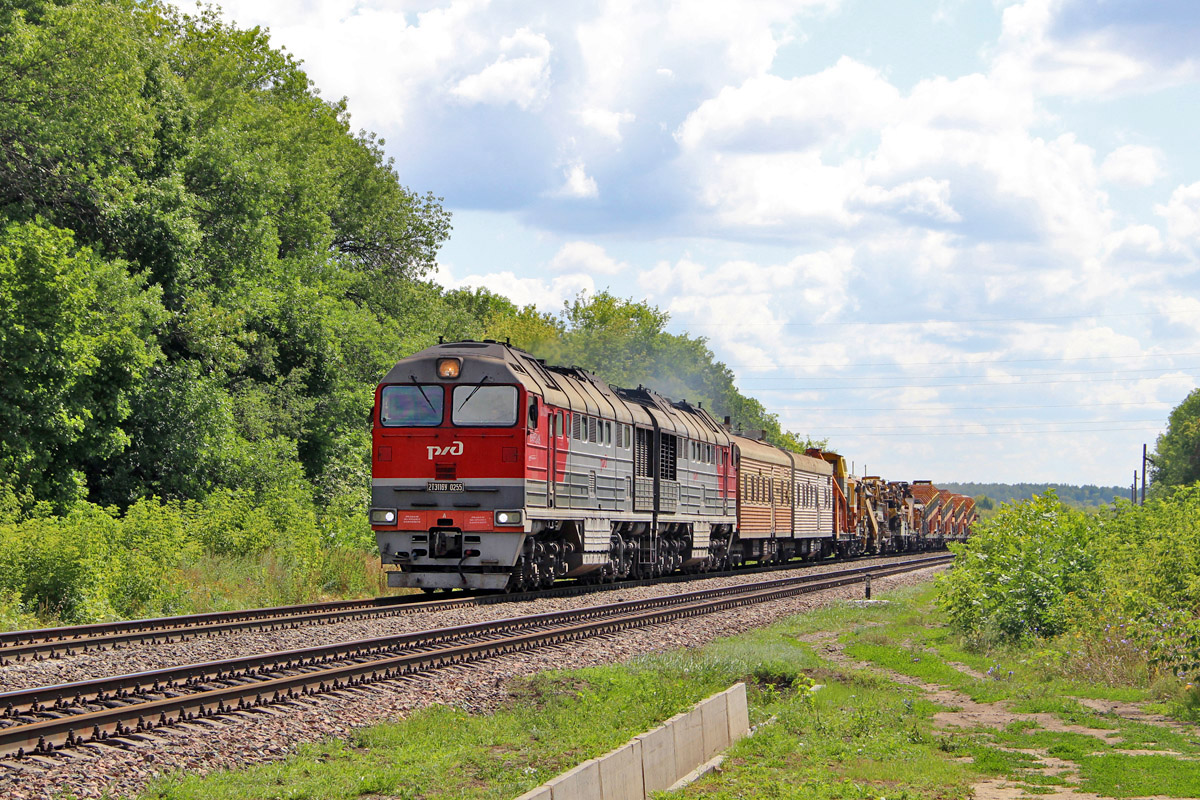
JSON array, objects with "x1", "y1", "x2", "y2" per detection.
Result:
[
  {"x1": 1150, "y1": 388, "x2": 1200, "y2": 493},
  {"x1": 0, "y1": 0, "x2": 821, "y2": 515}
]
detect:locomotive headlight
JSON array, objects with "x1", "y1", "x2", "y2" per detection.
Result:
[
  {"x1": 494, "y1": 510, "x2": 523, "y2": 526},
  {"x1": 437, "y1": 358, "x2": 461, "y2": 379},
  {"x1": 370, "y1": 508, "x2": 398, "y2": 524}
]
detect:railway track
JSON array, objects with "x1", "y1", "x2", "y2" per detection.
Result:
[
  {"x1": 0, "y1": 553, "x2": 951, "y2": 760},
  {"x1": 0, "y1": 551, "x2": 948, "y2": 664}
]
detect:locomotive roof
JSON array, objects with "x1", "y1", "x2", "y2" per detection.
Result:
[
  {"x1": 732, "y1": 433, "x2": 833, "y2": 476},
  {"x1": 383, "y1": 341, "x2": 735, "y2": 439}
]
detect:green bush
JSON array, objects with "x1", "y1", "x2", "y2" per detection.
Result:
[
  {"x1": 938, "y1": 486, "x2": 1200, "y2": 678},
  {"x1": 0, "y1": 482, "x2": 382, "y2": 627},
  {"x1": 936, "y1": 491, "x2": 1098, "y2": 642}
]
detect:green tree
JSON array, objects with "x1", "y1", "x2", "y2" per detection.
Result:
[
  {"x1": 0, "y1": 219, "x2": 163, "y2": 505},
  {"x1": 0, "y1": 0, "x2": 453, "y2": 507},
  {"x1": 1151, "y1": 388, "x2": 1200, "y2": 492}
]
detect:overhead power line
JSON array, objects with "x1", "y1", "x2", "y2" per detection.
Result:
[
  {"x1": 681, "y1": 309, "x2": 1200, "y2": 329},
  {"x1": 748, "y1": 374, "x2": 1200, "y2": 391},
  {"x1": 724, "y1": 350, "x2": 1200, "y2": 370},
  {"x1": 743, "y1": 366, "x2": 1199, "y2": 383},
  {"x1": 768, "y1": 401, "x2": 1173, "y2": 412},
  {"x1": 812, "y1": 419, "x2": 1164, "y2": 431},
  {"x1": 828, "y1": 425, "x2": 1164, "y2": 437}
]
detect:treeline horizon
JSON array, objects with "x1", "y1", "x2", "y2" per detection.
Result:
[{"x1": 939, "y1": 482, "x2": 1128, "y2": 509}]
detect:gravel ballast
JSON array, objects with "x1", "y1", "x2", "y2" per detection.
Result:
[
  {"x1": 0, "y1": 563, "x2": 946, "y2": 800},
  {"x1": 0, "y1": 554, "x2": 936, "y2": 694}
]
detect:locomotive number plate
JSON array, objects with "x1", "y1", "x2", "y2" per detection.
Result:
[{"x1": 426, "y1": 482, "x2": 465, "y2": 492}]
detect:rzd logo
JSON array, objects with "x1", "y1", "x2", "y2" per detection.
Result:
[{"x1": 426, "y1": 441, "x2": 464, "y2": 459}]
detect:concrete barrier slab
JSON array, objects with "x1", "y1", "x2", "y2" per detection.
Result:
[
  {"x1": 513, "y1": 786, "x2": 553, "y2": 800},
  {"x1": 598, "y1": 740, "x2": 643, "y2": 800},
  {"x1": 672, "y1": 708, "x2": 705, "y2": 780},
  {"x1": 700, "y1": 695, "x2": 730, "y2": 759},
  {"x1": 636, "y1": 723, "x2": 677, "y2": 795},
  {"x1": 548, "y1": 759, "x2": 601, "y2": 800},
  {"x1": 726, "y1": 682, "x2": 750, "y2": 742}
]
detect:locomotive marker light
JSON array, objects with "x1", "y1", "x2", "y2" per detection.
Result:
[
  {"x1": 370, "y1": 509, "x2": 397, "y2": 524},
  {"x1": 436, "y1": 358, "x2": 461, "y2": 379},
  {"x1": 494, "y1": 510, "x2": 523, "y2": 526}
]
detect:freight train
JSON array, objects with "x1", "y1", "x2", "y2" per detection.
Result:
[{"x1": 369, "y1": 340, "x2": 975, "y2": 592}]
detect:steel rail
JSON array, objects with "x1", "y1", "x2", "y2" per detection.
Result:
[
  {"x1": 0, "y1": 555, "x2": 950, "y2": 759},
  {"x1": 0, "y1": 552, "x2": 946, "y2": 663},
  {"x1": 0, "y1": 554, "x2": 949, "y2": 715}
]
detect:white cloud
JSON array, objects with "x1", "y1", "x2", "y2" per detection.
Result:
[
  {"x1": 1102, "y1": 224, "x2": 1163, "y2": 259},
  {"x1": 553, "y1": 163, "x2": 600, "y2": 198},
  {"x1": 675, "y1": 58, "x2": 900, "y2": 151},
  {"x1": 206, "y1": 0, "x2": 492, "y2": 130},
  {"x1": 550, "y1": 242, "x2": 627, "y2": 274},
  {"x1": 635, "y1": 249, "x2": 855, "y2": 376},
  {"x1": 691, "y1": 152, "x2": 865, "y2": 228},
  {"x1": 1100, "y1": 145, "x2": 1165, "y2": 187},
  {"x1": 991, "y1": 0, "x2": 1199, "y2": 98},
  {"x1": 1155, "y1": 181, "x2": 1200, "y2": 244},
  {"x1": 854, "y1": 178, "x2": 962, "y2": 223},
  {"x1": 451, "y1": 27, "x2": 552, "y2": 109},
  {"x1": 576, "y1": 107, "x2": 636, "y2": 141},
  {"x1": 1153, "y1": 295, "x2": 1200, "y2": 335},
  {"x1": 434, "y1": 264, "x2": 595, "y2": 313}
]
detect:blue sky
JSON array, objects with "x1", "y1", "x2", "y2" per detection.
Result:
[{"x1": 205, "y1": 0, "x2": 1200, "y2": 486}]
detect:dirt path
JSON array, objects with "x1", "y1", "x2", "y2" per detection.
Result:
[{"x1": 799, "y1": 631, "x2": 1190, "y2": 799}]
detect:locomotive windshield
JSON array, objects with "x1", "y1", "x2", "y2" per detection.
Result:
[
  {"x1": 380, "y1": 385, "x2": 444, "y2": 427},
  {"x1": 452, "y1": 385, "x2": 518, "y2": 426}
]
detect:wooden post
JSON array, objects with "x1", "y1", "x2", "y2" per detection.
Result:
[{"x1": 1141, "y1": 444, "x2": 1148, "y2": 505}]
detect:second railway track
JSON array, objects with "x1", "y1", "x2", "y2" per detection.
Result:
[
  {"x1": 0, "y1": 551, "x2": 948, "y2": 664},
  {"x1": 0, "y1": 553, "x2": 951, "y2": 761}
]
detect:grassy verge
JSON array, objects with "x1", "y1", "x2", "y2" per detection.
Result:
[{"x1": 134, "y1": 582, "x2": 1200, "y2": 800}]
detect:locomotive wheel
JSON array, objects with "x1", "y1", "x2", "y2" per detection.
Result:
[{"x1": 507, "y1": 555, "x2": 528, "y2": 592}]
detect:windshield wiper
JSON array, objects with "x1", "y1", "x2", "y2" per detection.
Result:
[
  {"x1": 411, "y1": 375, "x2": 437, "y2": 413},
  {"x1": 456, "y1": 375, "x2": 490, "y2": 411}
]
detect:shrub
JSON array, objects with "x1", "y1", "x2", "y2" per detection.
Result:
[
  {"x1": 936, "y1": 491, "x2": 1097, "y2": 642},
  {"x1": 0, "y1": 482, "x2": 381, "y2": 628}
]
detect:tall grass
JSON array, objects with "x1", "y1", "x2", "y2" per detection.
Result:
[{"x1": 0, "y1": 484, "x2": 392, "y2": 628}]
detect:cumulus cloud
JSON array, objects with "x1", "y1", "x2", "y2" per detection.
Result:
[
  {"x1": 854, "y1": 178, "x2": 962, "y2": 223},
  {"x1": 553, "y1": 163, "x2": 600, "y2": 198},
  {"x1": 550, "y1": 241, "x2": 627, "y2": 274},
  {"x1": 451, "y1": 27, "x2": 552, "y2": 109},
  {"x1": 992, "y1": 0, "x2": 1200, "y2": 97},
  {"x1": 1100, "y1": 145, "x2": 1165, "y2": 187},
  {"x1": 1156, "y1": 181, "x2": 1200, "y2": 244},
  {"x1": 675, "y1": 58, "x2": 900, "y2": 152},
  {"x1": 435, "y1": 264, "x2": 595, "y2": 313},
  {"x1": 1152, "y1": 295, "x2": 1200, "y2": 335},
  {"x1": 576, "y1": 108, "x2": 636, "y2": 141}
]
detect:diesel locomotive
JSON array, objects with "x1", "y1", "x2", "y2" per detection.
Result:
[{"x1": 369, "y1": 340, "x2": 974, "y2": 592}]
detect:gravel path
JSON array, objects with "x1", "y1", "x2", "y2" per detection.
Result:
[{"x1": 0, "y1": 562, "x2": 946, "y2": 800}]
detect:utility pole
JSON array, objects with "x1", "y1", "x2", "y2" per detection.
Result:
[
  {"x1": 1131, "y1": 470, "x2": 1137, "y2": 504},
  {"x1": 1141, "y1": 444, "x2": 1148, "y2": 505}
]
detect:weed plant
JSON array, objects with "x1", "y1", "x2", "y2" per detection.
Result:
[{"x1": 0, "y1": 484, "x2": 388, "y2": 627}]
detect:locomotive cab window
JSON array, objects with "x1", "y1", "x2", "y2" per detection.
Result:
[
  {"x1": 451, "y1": 385, "x2": 518, "y2": 426},
  {"x1": 380, "y1": 385, "x2": 444, "y2": 427},
  {"x1": 527, "y1": 396, "x2": 539, "y2": 430}
]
